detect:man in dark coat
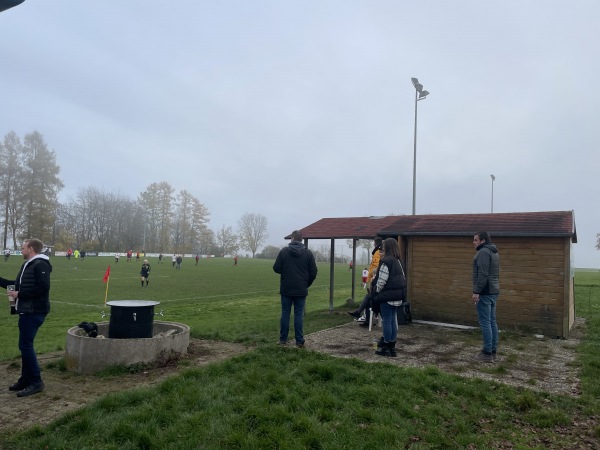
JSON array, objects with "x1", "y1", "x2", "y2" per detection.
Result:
[
  {"x1": 273, "y1": 230, "x2": 318, "y2": 348},
  {"x1": 472, "y1": 231, "x2": 500, "y2": 363},
  {"x1": 0, "y1": 238, "x2": 52, "y2": 397}
]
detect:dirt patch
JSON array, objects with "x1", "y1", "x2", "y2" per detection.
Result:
[
  {"x1": 0, "y1": 318, "x2": 584, "y2": 434},
  {"x1": 307, "y1": 317, "x2": 582, "y2": 396}
]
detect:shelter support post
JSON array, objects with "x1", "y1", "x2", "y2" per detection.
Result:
[
  {"x1": 329, "y1": 239, "x2": 335, "y2": 312},
  {"x1": 351, "y1": 239, "x2": 357, "y2": 301}
]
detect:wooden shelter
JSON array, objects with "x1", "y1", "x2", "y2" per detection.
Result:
[{"x1": 296, "y1": 211, "x2": 577, "y2": 338}]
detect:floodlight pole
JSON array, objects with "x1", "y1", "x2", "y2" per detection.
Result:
[
  {"x1": 490, "y1": 174, "x2": 496, "y2": 213},
  {"x1": 411, "y1": 77, "x2": 430, "y2": 215}
]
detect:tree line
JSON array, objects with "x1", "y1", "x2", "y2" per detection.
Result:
[{"x1": 0, "y1": 131, "x2": 269, "y2": 256}]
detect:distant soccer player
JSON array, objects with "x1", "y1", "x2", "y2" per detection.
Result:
[
  {"x1": 140, "y1": 260, "x2": 151, "y2": 287},
  {"x1": 361, "y1": 268, "x2": 369, "y2": 289}
]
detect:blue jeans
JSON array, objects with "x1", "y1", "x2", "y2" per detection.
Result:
[
  {"x1": 476, "y1": 295, "x2": 498, "y2": 354},
  {"x1": 280, "y1": 296, "x2": 306, "y2": 345},
  {"x1": 18, "y1": 313, "x2": 46, "y2": 384},
  {"x1": 380, "y1": 302, "x2": 398, "y2": 343}
]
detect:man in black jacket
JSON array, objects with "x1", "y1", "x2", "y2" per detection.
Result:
[
  {"x1": 472, "y1": 231, "x2": 500, "y2": 363},
  {"x1": 1, "y1": 238, "x2": 52, "y2": 397},
  {"x1": 273, "y1": 230, "x2": 318, "y2": 348}
]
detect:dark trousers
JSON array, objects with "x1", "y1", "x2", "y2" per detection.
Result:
[
  {"x1": 18, "y1": 313, "x2": 46, "y2": 384},
  {"x1": 356, "y1": 292, "x2": 373, "y2": 319}
]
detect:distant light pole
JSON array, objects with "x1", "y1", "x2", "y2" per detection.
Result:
[
  {"x1": 490, "y1": 174, "x2": 496, "y2": 213},
  {"x1": 411, "y1": 77, "x2": 430, "y2": 215}
]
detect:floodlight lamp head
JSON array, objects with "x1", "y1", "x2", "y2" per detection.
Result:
[
  {"x1": 0, "y1": 0, "x2": 25, "y2": 13},
  {"x1": 418, "y1": 90, "x2": 429, "y2": 100},
  {"x1": 411, "y1": 77, "x2": 419, "y2": 87}
]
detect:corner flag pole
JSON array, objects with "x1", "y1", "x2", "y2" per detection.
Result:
[{"x1": 102, "y1": 265, "x2": 111, "y2": 305}]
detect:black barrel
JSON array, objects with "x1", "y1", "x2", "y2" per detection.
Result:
[{"x1": 107, "y1": 300, "x2": 160, "y2": 339}]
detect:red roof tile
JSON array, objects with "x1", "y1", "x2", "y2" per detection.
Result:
[{"x1": 292, "y1": 216, "x2": 400, "y2": 240}]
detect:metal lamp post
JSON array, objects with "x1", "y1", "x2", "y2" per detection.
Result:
[
  {"x1": 411, "y1": 77, "x2": 430, "y2": 215},
  {"x1": 490, "y1": 174, "x2": 496, "y2": 213}
]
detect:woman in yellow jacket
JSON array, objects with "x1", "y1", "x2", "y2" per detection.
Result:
[{"x1": 347, "y1": 237, "x2": 383, "y2": 324}]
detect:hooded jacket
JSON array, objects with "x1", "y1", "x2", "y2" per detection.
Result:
[
  {"x1": 472, "y1": 242, "x2": 500, "y2": 295},
  {"x1": 273, "y1": 240, "x2": 318, "y2": 297},
  {"x1": 0, "y1": 253, "x2": 52, "y2": 314},
  {"x1": 367, "y1": 246, "x2": 382, "y2": 284}
]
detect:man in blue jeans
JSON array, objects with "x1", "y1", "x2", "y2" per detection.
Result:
[
  {"x1": 1, "y1": 238, "x2": 52, "y2": 397},
  {"x1": 273, "y1": 230, "x2": 318, "y2": 348},
  {"x1": 472, "y1": 231, "x2": 500, "y2": 363}
]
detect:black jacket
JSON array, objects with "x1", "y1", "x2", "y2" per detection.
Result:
[
  {"x1": 0, "y1": 254, "x2": 52, "y2": 314},
  {"x1": 472, "y1": 243, "x2": 500, "y2": 295},
  {"x1": 273, "y1": 241, "x2": 318, "y2": 297}
]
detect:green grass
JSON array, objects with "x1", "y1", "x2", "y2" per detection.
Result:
[
  {"x1": 0, "y1": 256, "x2": 354, "y2": 359},
  {"x1": 2, "y1": 348, "x2": 582, "y2": 449},
  {"x1": 1, "y1": 261, "x2": 600, "y2": 448}
]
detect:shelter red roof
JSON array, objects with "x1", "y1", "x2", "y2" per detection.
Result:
[{"x1": 292, "y1": 211, "x2": 577, "y2": 243}]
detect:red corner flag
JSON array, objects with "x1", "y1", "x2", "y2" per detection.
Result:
[
  {"x1": 103, "y1": 265, "x2": 111, "y2": 283},
  {"x1": 103, "y1": 265, "x2": 111, "y2": 305}
]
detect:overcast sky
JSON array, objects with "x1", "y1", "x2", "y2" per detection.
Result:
[{"x1": 1, "y1": 1, "x2": 598, "y2": 267}]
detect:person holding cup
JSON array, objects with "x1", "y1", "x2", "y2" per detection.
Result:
[{"x1": 1, "y1": 238, "x2": 52, "y2": 397}]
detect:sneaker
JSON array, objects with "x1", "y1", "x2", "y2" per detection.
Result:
[
  {"x1": 356, "y1": 315, "x2": 366, "y2": 322},
  {"x1": 474, "y1": 352, "x2": 494, "y2": 363},
  {"x1": 16, "y1": 381, "x2": 44, "y2": 397},
  {"x1": 294, "y1": 343, "x2": 305, "y2": 349},
  {"x1": 9, "y1": 380, "x2": 28, "y2": 392},
  {"x1": 278, "y1": 341, "x2": 287, "y2": 347},
  {"x1": 347, "y1": 311, "x2": 361, "y2": 319}
]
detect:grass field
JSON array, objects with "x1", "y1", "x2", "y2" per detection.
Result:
[
  {"x1": 0, "y1": 255, "x2": 354, "y2": 360},
  {"x1": 1, "y1": 257, "x2": 600, "y2": 448}
]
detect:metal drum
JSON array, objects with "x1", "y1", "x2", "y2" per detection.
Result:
[{"x1": 107, "y1": 300, "x2": 160, "y2": 339}]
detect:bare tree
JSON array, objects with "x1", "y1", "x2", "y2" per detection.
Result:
[
  {"x1": 57, "y1": 188, "x2": 140, "y2": 251},
  {"x1": 257, "y1": 245, "x2": 283, "y2": 259},
  {"x1": 196, "y1": 227, "x2": 217, "y2": 255},
  {"x1": 0, "y1": 131, "x2": 27, "y2": 248},
  {"x1": 238, "y1": 212, "x2": 268, "y2": 258},
  {"x1": 172, "y1": 190, "x2": 210, "y2": 254},
  {"x1": 217, "y1": 225, "x2": 238, "y2": 257},
  {"x1": 346, "y1": 238, "x2": 374, "y2": 265},
  {"x1": 139, "y1": 181, "x2": 174, "y2": 252}
]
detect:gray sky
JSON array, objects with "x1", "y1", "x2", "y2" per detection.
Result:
[{"x1": 1, "y1": 1, "x2": 598, "y2": 267}]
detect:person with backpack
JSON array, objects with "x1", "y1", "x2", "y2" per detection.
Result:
[{"x1": 371, "y1": 238, "x2": 407, "y2": 357}]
